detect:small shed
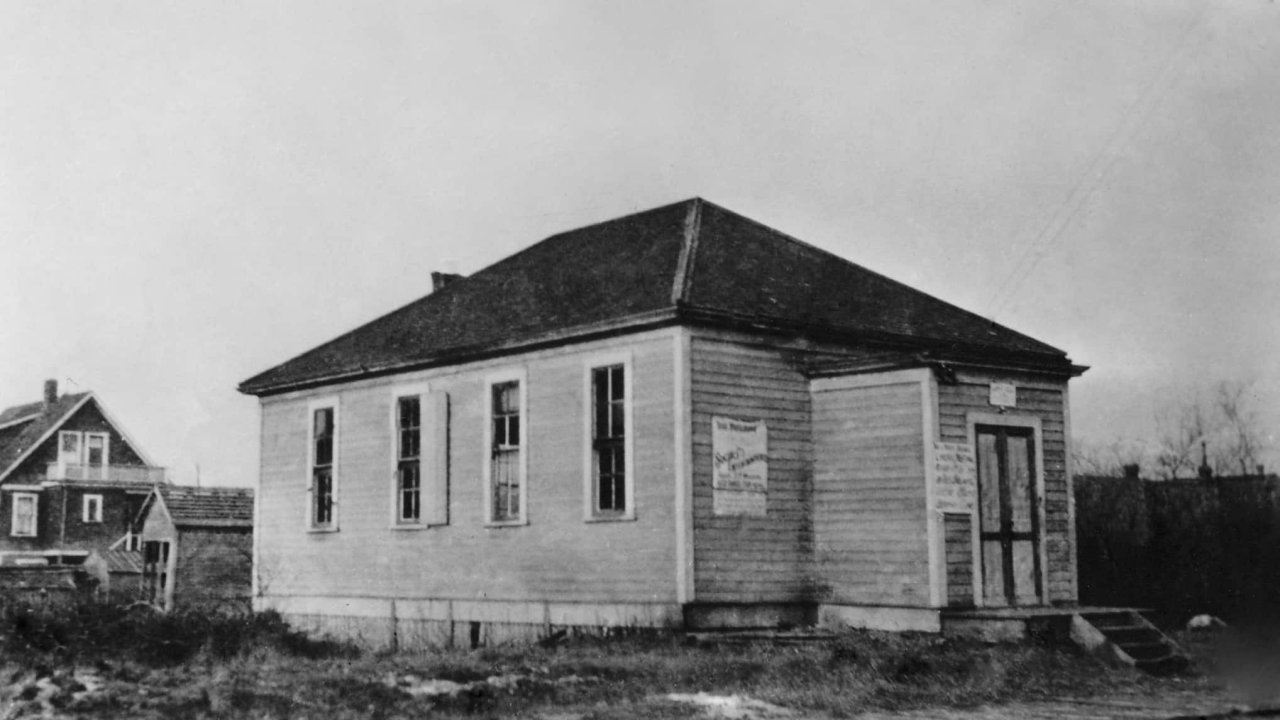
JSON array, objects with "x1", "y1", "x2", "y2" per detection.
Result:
[{"x1": 137, "y1": 485, "x2": 254, "y2": 611}]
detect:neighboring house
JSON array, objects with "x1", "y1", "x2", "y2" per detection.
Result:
[
  {"x1": 239, "y1": 198, "x2": 1086, "y2": 648},
  {"x1": 136, "y1": 485, "x2": 254, "y2": 611},
  {"x1": 0, "y1": 380, "x2": 164, "y2": 572}
]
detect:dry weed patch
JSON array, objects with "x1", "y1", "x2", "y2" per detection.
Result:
[{"x1": 0, "y1": 603, "x2": 1223, "y2": 719}]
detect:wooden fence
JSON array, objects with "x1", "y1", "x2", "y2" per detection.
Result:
[{"x1": 1075, "y1": 474, "x2": 1280, "y2": 623}]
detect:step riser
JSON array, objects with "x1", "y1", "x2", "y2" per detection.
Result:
[{"x1": 1072, "y1": 611, "x2": 1190, "y2": 675}]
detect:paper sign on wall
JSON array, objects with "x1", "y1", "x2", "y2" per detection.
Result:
[
  {"x1": 934, "y1": 441, "x2": 977, "y2": 513},
  {"x1": 712, "y1": 416, "x2": 768, "y2": 516},
  {"x1": 989, "y1": 382, "x2": 1017, "y2": 408}
]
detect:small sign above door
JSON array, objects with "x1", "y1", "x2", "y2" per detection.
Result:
[{"x1": 989, "y1": 382, "x2": 1017, "y2": 408}]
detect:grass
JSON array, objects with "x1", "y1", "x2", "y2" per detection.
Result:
[{"x1": 0, "y1": 601, "x2": 1232, "y2": 719}]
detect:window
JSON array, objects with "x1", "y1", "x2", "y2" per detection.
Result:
[
  {"x1": 55, "y1": 431, "x2": 109, "y2": 480},
  {"x1": 85, "y1": 433, "x2": 108, "y2": 468},
  {"x1": 484, "y1": 371, "x2": 526, "y2": 525},
  {"x1": 593, "y1": 365, "x2": 626, "y2": 514},
  {"x1": 491, "y1": 381, "x2": 521, "y2": 522},
  {"x1": 391, "y1": 386, "x2": 450, "y2": 528},
  {"x1": 585, "y1": 355, "x2": 633, "y2": 520},
  {"x1": 59, "y1": 432, "x2": 80, "y2": 463},
  {"x1": 11, "y1": 493, "x2": 37, "y2": 537},
  {"x1": 308, "y1": 401, "x2": 338, "y2": 530},
  {"x1": 83, "y1": 494, "x2": 103, "y2": 523},
  {"x1": 396, "y1": 396, "x2": 422, "y2": 523}
]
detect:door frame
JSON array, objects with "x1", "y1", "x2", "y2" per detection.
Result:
[{"x1": 965, "y1": 413, "x2": 1047, "y2": 608}]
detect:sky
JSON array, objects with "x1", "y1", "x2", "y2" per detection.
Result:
[{"x1": 1, "y1": 0, "x2": 1277, "y2": 486}]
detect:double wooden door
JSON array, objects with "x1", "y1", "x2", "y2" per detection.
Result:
[{"x1": 975, "y1": 425, "x2": 1042, "y2": 607}]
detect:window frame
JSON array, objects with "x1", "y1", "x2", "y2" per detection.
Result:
[
  {"x1": 389, "y1": 382, "x2": 432, "y2": 529},
  {"x1": 82, "y1": 493, "x2": 104, "y2": 523},
  {"x1": 583, "y1": 351, "x2": 635, "y2": 522},
  {"x1": 84, "y1": 432, "x2": 110, "y2": 468},
  {"x1": 306, "y1": 397, "x2": 340, "y2": 533},
  {"x1": 11, "y1": 492, "x2": 38, "y2": 537},
  {"x1": 483, "y1": 368, "x2": 528, "y2": 527},
  {"x1": 58, "y1": 431, "x2": 82, "y2": 463}
]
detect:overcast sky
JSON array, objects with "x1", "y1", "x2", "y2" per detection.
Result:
[{"x1": 2, "y1": 0, "x2": 1277, "y2": 486}]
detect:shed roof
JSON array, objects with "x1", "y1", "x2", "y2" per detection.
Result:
[
  {"x1": 239, "y1": 198, "x2": 1076, "y2": 396},
  {"x1": 100, "y1": 549, "x2": 144, "y2": 574},
  {"x1": 157, "y1": 486, "x2": 254, "y2": 528}
]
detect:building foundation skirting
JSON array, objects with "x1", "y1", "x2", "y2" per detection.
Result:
[
  {"x1": 818, "y1": 604, "x2": 942, "y2": 633},
  {"x1": 261, "y1": 595, "x2": 684, "y2": 650}
]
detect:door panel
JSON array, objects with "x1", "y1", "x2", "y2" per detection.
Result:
[
  {"x1": 982, "y1": 541, "x2": 1006, "y2": 606},
  {"x1": 977, "y1": 433, "x2": 1001, "y2": 532},
  {"x1": 1011, "y1": 540, "x2": 1039, "y2": 605},
  {"x1": 1007, "y1": 436, "x2": 1033, "y2": 534}
]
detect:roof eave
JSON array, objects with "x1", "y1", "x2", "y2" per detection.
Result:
[
  {"x1": 676, "y1": 306, "x2": 1076, "y2": 371},
  {"x1": 239, "y1": 307, "x2": 683, "y2": 397},
  {"x1": 173, "y1": 519, "x2": 253, "y2": 529}
]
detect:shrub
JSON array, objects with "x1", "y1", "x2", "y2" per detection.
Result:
[{"x1": 0, "y1": 600, "x2": 355, "y2": 666}]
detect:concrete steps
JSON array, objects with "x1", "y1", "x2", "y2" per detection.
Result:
[{"x1": 1075, "y1": 610, "x2": 1190, "y2": 675}]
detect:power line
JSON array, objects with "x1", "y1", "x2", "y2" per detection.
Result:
[{"x1": 984, "y1": 10, "x2": 1209, "y2": 319}]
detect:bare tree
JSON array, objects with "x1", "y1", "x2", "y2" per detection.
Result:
[
  {"x1": 1073, "y1": 437, "x2": 1149, "y2": 478},
  {"x1": 1216, "y1": 380, "x2": 1263, "y2": 476},
  {"x1": 1154, "y1": 396, "x2": 1209, "y2": 480},
  {"x1": 1147, "y1": 380, "x2": 1270, "y2": 479}
]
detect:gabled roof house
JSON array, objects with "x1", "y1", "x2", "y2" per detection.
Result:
[
  {"x1": 0, "y1": 380, "x2": 165, "y2": 568},
  {"x1": 240, "y1": 199, "x2": 1086, "y2": 648}
]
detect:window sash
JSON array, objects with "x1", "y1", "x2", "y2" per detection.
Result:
[
  {"x1": 398, "y1": 462, "x2": 421, "y2": 522},
  {"x1": 313, "y1": 468, "x2": 333, "y2": 525},
  {"x1": 85, "y1": 434, "x2": 107, "y2": 467},
  {"x1": 396, "y1": 396, "x2": 422, "y2": 522},
  {"x1": 83, "y1": 494, "x2": 103, "y2": 523},
  {"x1": 311, "y1": 405, "x2": 336, "y2": 528},
  {"x1": 591, "y1": 365, "x2": 627, "y2": 515},
  {"x1": 12, "y1": 494, "x2": 37, "y2": 536},
  {"x1": 486, "y1": 377, "x2": 525, "y2": 524},
  {"x1": 491, "y1": 447, "x2": 521, "y2": 521}
]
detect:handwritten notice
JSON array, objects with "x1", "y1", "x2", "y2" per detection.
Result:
[
  {"x1": 934, "y1": 441, "x2": 977, "y2": 512},
  {"x1": 712, "y1": 416, "x2": 768, "y2": 516}
]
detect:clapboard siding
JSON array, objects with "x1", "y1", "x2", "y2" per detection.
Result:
[
  {"x1": 936, "y1": 378, "x2": 1074, "y2": 603},
  {"x1": 256, "y1": 330, "x2": 678, "y2": 607},
  {"x1": 944, "y1": 514, "x2": 974, "y2": 607},
  {"x1": 812, "y1": 377, "x2": 929, "y2": 607},
  {"x1": 689, "y1": 335, "x2": 812, "y2": 603}
]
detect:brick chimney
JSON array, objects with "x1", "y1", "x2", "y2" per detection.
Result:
[
  {"x1": 43, "y1": 379, "x2": 58, "y2": 406},
  {"x1": 431, "y1": 272, "x2": 464, "y2": 293}
]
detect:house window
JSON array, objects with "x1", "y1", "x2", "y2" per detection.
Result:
[
  {"x1": 592, "y1": 365, "x2": 627, "y2": 514},
  {"x1": 309, "y1": 402, "x2": 338, "y2": 530},
  {"x1": 83, "y1": 494, "x2": 104, "y2": 523},
  {"x1": 11, "y1": 493, "x2": 37, "y2": 537},
  {"x1": 485, "y1": 372, "x2": 526, "y2": 525},
  {"x1": 396, "y1": 396, "x2": 422, "y2": 523},
  {"x1": 59, "y1": 432, "x2": 81, "y2": 463},
  {"x1": 85, "y1": 433, "x2": 108, "y2": 467}
]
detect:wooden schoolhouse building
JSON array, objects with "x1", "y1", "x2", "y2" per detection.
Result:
[{"x1": 239, "y1": 198, "x2": 1086, "y2": 647}]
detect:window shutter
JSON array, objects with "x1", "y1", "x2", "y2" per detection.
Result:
[{"x1": 425, "y1": 391, "x2": 450, "y2": 525}]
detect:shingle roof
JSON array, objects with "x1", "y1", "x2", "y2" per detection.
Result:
[
  {"x1": 0, "y1": 392, "x2": 92, "y2": 479},
  {"x1": 160, "y1": 486, "x2": 254, "y2": 528},
  {"x1": 0, "y1": 401, "x2": 43, "y2": 427},
  {"x1": 239, "y1": 198, "x2": 1075, "y2": 395},
  {"x1": 100, "y1": 549, "x2": 144, "y2": 574}
]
